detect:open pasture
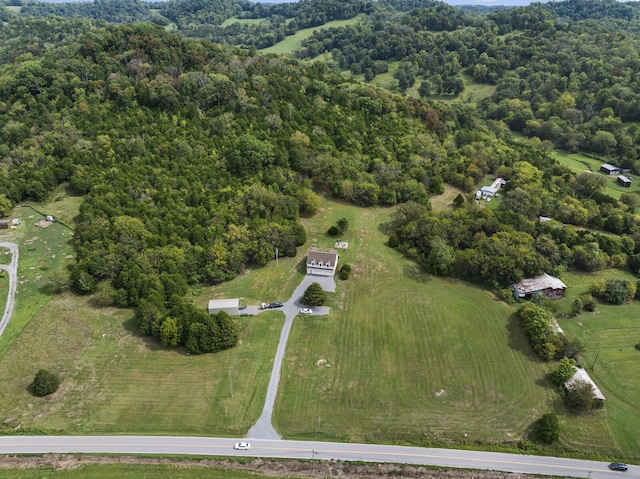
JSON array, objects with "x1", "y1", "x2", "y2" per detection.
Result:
[{"x1": 260, "y1": 15, "x2": 365, "y2": 55}]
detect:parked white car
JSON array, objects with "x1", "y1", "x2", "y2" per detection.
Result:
[
  {"x1": 300, "y1": 308, "x2": 313, "y2": 314},
  {"x1": 234, "y1": 442, "x2": 251, "y2": 450}
]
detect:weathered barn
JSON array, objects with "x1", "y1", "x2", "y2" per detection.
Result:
[
  {"x1": 600, "y1": 163, "x2": 621, "y2": 175},
  {"x1": 564, "y1": 367, "x2": 605, "y2": 401},
  {"x1": 514, "y1": 273, "x2": 567, "y2": 299}
]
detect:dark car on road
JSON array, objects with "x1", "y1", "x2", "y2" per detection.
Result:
[
  {"x1": 268, "y1": 302, "x2": 284, "y2": 308},
  {"x1": 609, "y1": 463, "x2": 628, "y2": 472}
]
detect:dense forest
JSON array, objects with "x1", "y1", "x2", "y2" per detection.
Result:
[{"x1": 1, "y1": 0, "x2": 640, "y2": 349}]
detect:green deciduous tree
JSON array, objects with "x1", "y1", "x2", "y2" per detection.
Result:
[
  {"x1": 302, "y1": 282, "x2": 326, "y2": 306},
  {"x1": 548, "y1": 356, "x2": 576, "y2": 386}
]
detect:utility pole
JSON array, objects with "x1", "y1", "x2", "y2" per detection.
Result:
[
  {"x1": 275, "y1": 246, "x2": 279, "y2": 266},
  {"x1": 228, "y1": 367, "x2": 234, "y2": 397},
  {"x1": 591, "y1": 351, "x2": 600, "y2": 371}
]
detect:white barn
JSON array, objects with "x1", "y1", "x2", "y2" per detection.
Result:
[{"x1": 208, "y1": 298, "x2": 240, "y2": 316}]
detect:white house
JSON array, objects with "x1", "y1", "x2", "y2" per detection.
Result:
[
  {"x1": 477, "y1": 178, "x2": 506, "y2": 201},
  {"x1": 208, "y1": 298, "x2": 240, "y2": 316},
  {"x1": 306, "y1": 247, "x2": 338, "y2": 276}
]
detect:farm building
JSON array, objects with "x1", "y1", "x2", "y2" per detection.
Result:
[
  {"x1": 476, "y1": 177, "x2": 506, "y2": 201},
  {"x1": 306, "y1": 247, "x2": 338, "y2": 276},
  {"x1": 0, "y1": 220, "x2": 9, "y2": 229},
  {"x1": 564, "y1": 367, "x2": 605, "y2": 401},
  {"x1": 514, "y1": 273, "x2": 567, "y2": 299},
  {"x1": 617, "y1": 175, "x2": 632, "y2": 187},
  {"x1": 208, "y1": 298, "x2": 240, "y2": 316},
  {"x1": 600, "y1": 163, "x2": 621, "y2": 175}
]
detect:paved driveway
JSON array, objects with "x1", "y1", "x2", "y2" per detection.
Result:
[{"x1": 248, "y1": 273, "x2": 335, "y2": 439}]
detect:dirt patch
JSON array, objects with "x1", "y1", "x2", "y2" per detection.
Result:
[
  {"x1": 0, "y1": 455, "x2": 543, "y2": 478},
  {"x1": 35, "y1": 220, "x2": 53, "y2": 228}
]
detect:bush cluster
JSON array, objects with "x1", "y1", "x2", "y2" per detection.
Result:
[{"x1": 32, "y1": 369, "x2": 61, "y2": 397}]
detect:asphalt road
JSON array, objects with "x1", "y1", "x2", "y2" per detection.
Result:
[
  {"x1": 0, "y1": 242, "x2": 18, "y2": 339},
  {"x1": 0, "y1": 436, "x2": 637, "y2": 478}
]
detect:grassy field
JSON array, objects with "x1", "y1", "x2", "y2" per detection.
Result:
[
  {"x1": 0, "y1": 464, "x2": 278, "y2": 479},
  {"x1": 1, "y1": 192, "x2": 638, "y2": 459},
  {"x1": 260, "y1": 15, "x2": 365, "y2": 55},
  {"x1": 554, "y1": 269, "x2": 640, "y2": 457},
  {"x1": 430, "y1": 184, "x2": 465, "y2": 212},
  {"x1": 551, "y1": 150, "x2": 640, "y2": 199},
  {"x1": 272, "y1": 201, "x2": 557, "y2": 447},
  {"x1": 221, "y1": 17, "x2": 267, "y2": 27}
]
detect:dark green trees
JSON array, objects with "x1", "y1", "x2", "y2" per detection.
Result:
[
  {"x1": 302, "y1": 282, "x2": 327, "y2": 306},
  {"x1": 32, "y1": 369, "x2": 61, "y2": 397},
  {"x1": 533, "y1": 413, "x2": 560, "y2": 444}
]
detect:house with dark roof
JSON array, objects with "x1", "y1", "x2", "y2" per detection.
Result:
[
  {"x1": 514, "y1": 273, "x2": 567, "y2": 300},
  {"x1": 306, "y1": 247, "x2": 338, "y2": 276}
]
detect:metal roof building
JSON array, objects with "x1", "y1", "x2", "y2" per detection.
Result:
[
  {"x1": 208, "y1": 298, "x2": 240, "y2": 316},
  {"x1": 565, "y1": 367, "x2": 605, "y2": 401},
  {"x1": 514, "y1": 273, "x2": 567, "y2": 299}
]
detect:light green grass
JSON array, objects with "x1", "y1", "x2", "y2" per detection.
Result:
[
  {"x1": 0, "y1": 464, "x2": 280, "y2": 479},
  {"x1": 429, "y1": 184, "x2": 465, "y2": 212},
  {"x1": 554, "y1": 269, "x2": 640, "y2": 457},
  {"x1": 551, "y1": 150, "x2": 640, "y2": 199},
  {"x1": 273, "y1": 200, "x2": 556, "y2": 446},
  {"x1": 5, "y1": 5, "x2": 20, "y2": 13},
  {"x1": 460, "y1": 74, "x2": 496, "y2": 104},
  {"x1": 260, "y1": 15, "x2": 365, "y2": 56},
  {"x1": 221, "y1": 17, "x2": 266, "y2": 27},
  {"x1": 0, "y1": 194, "x2": 78, "y2": 358}
]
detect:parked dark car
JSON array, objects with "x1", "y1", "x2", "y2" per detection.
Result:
[
  {"x1": 268, "y1": 302, "x2": 284, "y2": 308},
  {"x1": 609, "y1": 463, "x2": 628, "y2": 472}
]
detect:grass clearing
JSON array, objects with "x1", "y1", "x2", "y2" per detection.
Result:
[
  {"x1": 554, "y1": 270, "x2": 640, "y2": 457},
  {"x1": 551, "y1": 150, "x2": 640, "y2": 199},
  {"x1": 221, "y1": 17, "x2": 267, "y2": 27},
  {"x1": 430, "y1": 184, "x2": 465, "y2": 212},
  {"x1": 273, "y1": 200, "x2": 556, "y2": 447},
  {"x1": 1, "y1": 191, "x2": 638, "y2": 459},
  {"x1": 260, "y1": 15, "x2": 365, "y2": 56}
]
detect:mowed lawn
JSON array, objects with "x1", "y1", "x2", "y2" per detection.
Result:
[
  {"x1": 555, "y1": 270, "x2": 640, "y2": 457},
  {"x1": 273, "y1": 201, "x2": 555, "y2": 445}
]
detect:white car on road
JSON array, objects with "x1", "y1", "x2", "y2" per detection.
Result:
[
  {"x1": 299, "y1": 308, "x2": 313, "y2": 314},
  {"x1": 234, "y1": 442, "x2": 251, "y2": 450}
]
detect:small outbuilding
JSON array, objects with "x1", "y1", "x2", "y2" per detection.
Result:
[
  {"x1": 600, "y1": 163, "x2": 621, "y2": 175},
  {"x1": 564, "y1": 367, "x2": 605, "y2": 401},
  {"x1": 306, "y1": 247, "x2": 338, "y2": 276},
  {"x1": 514, "y1": 273, "x2": 567, "y2": 300},
  {"x1": 208, "y1": 298, "x2": 240, "y2": 316},
  {"x1": 617, "y1": 175, "x2": 632, "y2": 187}
]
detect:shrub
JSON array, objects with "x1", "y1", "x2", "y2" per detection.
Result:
[
  {"x1": 565, "y1": 379, "x2": 601, "y2": 413},
  {"x1": 388, "y1": 234, "x2": 400, "y2": 248},
  {"x1": 327, "y1": 225, "x2": 339, "y2": 236},
  {"x1": 571, "y1": 298, "x2": 583, "y2": 316},
  {"x1": 533, "y1": 413, "x2": 560, "y2": 444},
  {"x1": 339, "y1": 264, "x2": 351, "y2": 280},
  {"x1": 32, "y1": 369, "x2": 61, "y2": 397},
  {"x1": 579, "y1": 294, "x2": 597, "y2": 312}
]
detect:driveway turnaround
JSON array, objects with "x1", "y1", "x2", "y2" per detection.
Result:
[
  {"x1": 0, "y1": 242, "x2": 19, "y2": 339},
  {"x1": 248, "y1": 274, "x2": 335, "y2": 439}
]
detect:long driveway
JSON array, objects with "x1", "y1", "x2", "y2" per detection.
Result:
[
  {"x1": 0, "y1": 242, "x2": 19, "y2": 339},
  {"x1": 248, "y1": 274, "x2": 335, "y2": 439}
]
